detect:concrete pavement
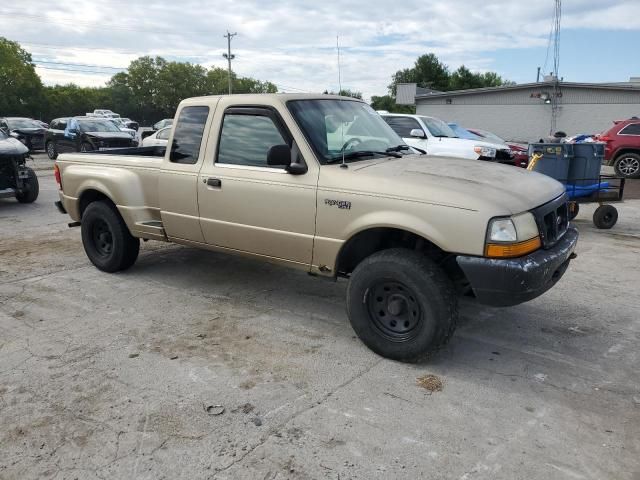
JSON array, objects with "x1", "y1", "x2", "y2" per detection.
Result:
[{"x1": 0, "y1": 174, "x2": 638, "y2": 479}]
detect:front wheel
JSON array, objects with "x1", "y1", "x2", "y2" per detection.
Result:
[
  {"x1": 81, "y1": 201, "x2": 140, "y2": 272},
  {"x1": 347, "y1": 248, "x2": 458, "y2": 362},
  {"x1": 614, "y1": 153, "x2": 640, "y2": 179},
  {"x1": 15, "y1": 167, "x2": 39, "y2": 203}
]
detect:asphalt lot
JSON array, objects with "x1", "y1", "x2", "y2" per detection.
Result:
[{"x1": 1, "y1": 159, "x2": 639, "y2": 479}]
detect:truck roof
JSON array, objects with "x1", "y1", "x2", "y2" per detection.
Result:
[{"x1": 180, "y1": 93, "x2": 362, "y2": 107}]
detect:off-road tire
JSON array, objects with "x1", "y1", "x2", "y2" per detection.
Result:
[
  {"x1": 15, "y1": 167, "x2": 39, "y2": 203},
  {"x1": 613, "y1": 153, "x2": 640, "y2": 179},
  {"x1": 46, "y1": 141, "x2": 58, "y2": 160},
  {"x1": 593, "y1": 204, "x2": 618, "y2": 230},
  {"x1": 347, "y1": 248, "x2": 458, "y2": 362},
  {"x1": 81, "y1": 201, "x2": 140, "y2": 272}
]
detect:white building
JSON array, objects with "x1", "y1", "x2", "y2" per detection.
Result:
[{"x1": 398, "y1": 80, "x2": 640, "y2": 142}]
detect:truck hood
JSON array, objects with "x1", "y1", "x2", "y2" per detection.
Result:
[
  {"x1": 342, "y1": 154, "x2": 565, "y2": 215},
  {"x1": 0, "y1": 136, "x2": 29, "y2": 156},
  {"x1": 11, "y1": 127, "x2": 46, "y2": 137},
  {"x1": 441, "y1": 136, "x2": 510, "y2": 151}
]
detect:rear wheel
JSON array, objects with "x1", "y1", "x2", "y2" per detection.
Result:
[
  {"x1": 614, "y1": 153, "x2": 640, "y2": 179},
  {"x1": 593, "y1": 204, "x2": 618, "y2": 229},
  {"x1": 81, "y1": 201, "x2": 140, "y2": 272},
  {"x1": 46, "y1": 141, "x2": 58, "y2": 160},
  {"x1": 15, "y1": 167, "x2": 39, "y2": 203},
  {"x1": 347, "y1": 248, "x2": 457, "y2": 362}
]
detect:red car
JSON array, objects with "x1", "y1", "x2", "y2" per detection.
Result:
[
  {"x1": 467, "y1": 128, "x2": 528, "y2": 168},
  {"x1": 597, "y1": 117, "x2": 640, "y2": 178}
]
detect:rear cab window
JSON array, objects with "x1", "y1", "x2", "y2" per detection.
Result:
[{"x1": 170, "y1": 106, "x2": 210, "y2": 164}]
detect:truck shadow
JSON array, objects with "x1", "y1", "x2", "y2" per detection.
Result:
[{"x1": 129, "y1": 244, "x2": 596, "y2": 371}]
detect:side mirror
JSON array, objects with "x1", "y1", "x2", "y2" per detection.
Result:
[
  {"x1": 267, "y1": 144, "x2": 308, "y2": 175},
  {"x1": 267, "y1": 144, "x2": 291, "y2": 167},
  {"x1": 410, "y1": 128, "x2": 426, "y2": 138}
]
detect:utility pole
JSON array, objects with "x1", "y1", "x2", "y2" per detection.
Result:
[{"x1": 223, "y1": 31, "x2": 237, "y2": 95}]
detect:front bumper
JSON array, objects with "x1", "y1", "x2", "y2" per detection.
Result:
[{"x1": 456, "y1": 227, "x2": 578, "y2": 307}]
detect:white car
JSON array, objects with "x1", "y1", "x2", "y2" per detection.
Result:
[
  {"x1": 108, "y1": 118, "x2": 139, "y2": 145},
  {"x1": 141, "y1": 126, "x2": 170, "y2": 147},
  {"x1": 381, "y1": 113, "x2": 508, "y2": 161}
]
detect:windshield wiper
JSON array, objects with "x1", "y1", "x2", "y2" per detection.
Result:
[
  {"x1": 386, "y1": 145, "x2": 412, "y2": 153},
  {"x1": 326, "y1": 150, "x2": 402, "y2": 164}
]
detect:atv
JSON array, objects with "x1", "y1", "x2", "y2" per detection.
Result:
[{"x1": 0, "y1": 128, "x2": 39, "y2": 203}]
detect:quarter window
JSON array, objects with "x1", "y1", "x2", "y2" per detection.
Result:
[
  {"x1": 170, "y1": 106, "x2": 209, "y2": 164},
  {"x1": 619, "y1": 123, "x2": 640, "y2": 136},
  {"x1": 217, "y1": 113, "x2": 287, "y2": 167}
]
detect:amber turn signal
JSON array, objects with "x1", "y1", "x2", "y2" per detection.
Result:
[{"x1": 485, "y1": 236, "x2": 541, "y2": 258}]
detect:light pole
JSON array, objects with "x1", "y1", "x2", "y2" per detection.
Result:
[{"x1": 223, "y1": 31, "x2": 237, "y2": 95}]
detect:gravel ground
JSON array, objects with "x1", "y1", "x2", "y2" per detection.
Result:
[{"x1": 0, "y1": 168, "x2": 638, "y2": 480}]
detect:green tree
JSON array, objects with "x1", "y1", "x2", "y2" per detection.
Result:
[
  {"x1": 0, "y1": 37, "x2": 43, "y2": 117},
  {"x1": 126, "y1": 56, "x2": 167, "y2": 123},
  {"x1": 389, "y1": 53, "x2": 450, "y2": 95},
  {"x1": 155, "y1": 61, "x2": 208, "y2": 113},
  {"x1": 388, "y1": 52, "x2": 510, "y2": 95},
  {"x1": 370, "y1": 95, "x2": 415, "y2": 113}
]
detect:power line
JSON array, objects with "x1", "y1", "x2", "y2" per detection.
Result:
[
  {"x1": 34, "y1": 65, "x2": 115, "y2": 75},
  {"x1": 33, "y1": 59, "x2": 126, "y2": 70}
]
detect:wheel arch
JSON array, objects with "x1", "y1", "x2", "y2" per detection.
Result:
[
  {"x1": 78, "y1": 188, "x2": 117, "y2": 218},
  {"x1": 334, "y1": 226, "x2": 467, "y2": 291}
]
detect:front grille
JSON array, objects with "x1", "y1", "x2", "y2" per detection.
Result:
[
  {"x1": 532, "y1": 193, "x2": 569, "y2": 248},
  {"x1": 495, "y1": 149, "x2": 513, "y2": 162},
  {"x1": 105, "y1": 139, "x2": 133, "y2": 148}
]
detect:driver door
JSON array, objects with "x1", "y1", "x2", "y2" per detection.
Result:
[{"x1": 197, "y1": 103, "x2": 318, "y2": 267}]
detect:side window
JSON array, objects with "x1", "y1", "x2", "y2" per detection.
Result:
[
  {"x1": 58, "y1": 120, "x2": 68, "y2": 130},
  {"x1": 170, "y1": 106, "x2": 209, "y2": 164},
  {"x1": 157, "y1": 128, "x2": 170, "y2": 140},
  {"x1": 383, "y1": 117, "x2": 422, "y2": 138},
  {"x1": 619, "y1": 123, "x2": 640, "y2": 136},
  {"x1": 217, "y1": 113, "x2": 287, "y2": 168}
]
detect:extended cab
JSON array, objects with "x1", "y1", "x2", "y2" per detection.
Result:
[{"x1": 54, "y1": 94, "x2": 578, "y2": 362}]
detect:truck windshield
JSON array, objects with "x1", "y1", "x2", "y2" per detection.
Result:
[
  {"x1": 288, "y1": 99, "x2": 405, "y2": 164},
  {"x1": 78, "y1": 120, "x2": 121, "y2": 133},
  {"x1": 419, "y1": 116, "x2": 458, "y2": 138}
]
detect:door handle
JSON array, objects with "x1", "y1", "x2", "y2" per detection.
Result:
[{"x1": 206, "y1": 178, "x2": 222, "y2": 188}]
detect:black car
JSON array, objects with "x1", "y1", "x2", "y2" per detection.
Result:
[
  {"x1": 0, "y1": 129, "x2": 39, "y2": 203},
  {"x1": 0, "y1": 117, "x2": 47, "y2": 152},
  {"x1": 45, "y1": 117, "x2": 137, "y2": 160}
]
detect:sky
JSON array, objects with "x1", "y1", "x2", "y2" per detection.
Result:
[{"x1": 2, "y1": 0, "x2": 639, "y2": 100}]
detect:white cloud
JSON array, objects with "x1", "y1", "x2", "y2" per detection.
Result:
[{"x1": 5, "y1": 0, "x2": 637, "y2": 99}]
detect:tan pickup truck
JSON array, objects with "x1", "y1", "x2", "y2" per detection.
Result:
[{"x1": 54, "y1": 94, "x2": 578, "y2": 362}]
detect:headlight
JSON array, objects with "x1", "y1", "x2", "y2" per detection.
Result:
[
  {"x1": 486, "y1": 212, "x2": 541, "y2": 258},
  {"x1": 474, "y1": 146, "x2": 496, "y2": 158}
]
